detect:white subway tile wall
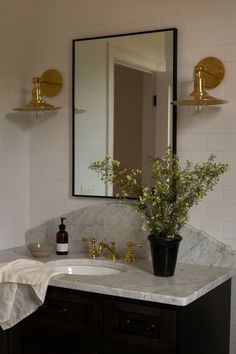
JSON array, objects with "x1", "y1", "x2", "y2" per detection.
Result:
[
  {"x1": 0, "y1": 0, "x2": 30, "y2": 249},
  {"x1": 0, "y1": 0, "x2": 236, "y2": 351}
]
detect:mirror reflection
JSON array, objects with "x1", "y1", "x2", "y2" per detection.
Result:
[{"x1": 73, "y1": 29, "x2": 177, "y2": 197}]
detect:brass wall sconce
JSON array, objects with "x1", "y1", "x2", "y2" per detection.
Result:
[
  {"x1": 14, "y1": 69, "x2": 62, "y2": 117},
  {"x1": 172, "y1": 57, "x2": 228, "y2": 106}
]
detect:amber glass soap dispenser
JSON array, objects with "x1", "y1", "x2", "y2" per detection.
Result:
[{"x1": 56, "y1": 217, "x2": 68, "y2": 255}]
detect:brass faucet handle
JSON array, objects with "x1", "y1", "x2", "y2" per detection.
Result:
[
  {"x1": 127, "y1": 241, "x2": 143, "y2": 248},
  {"x1": 81, "y1": 237, "x2": 98, "y2": 259},
  {"x1": 124, "y1": 241, "x2": 143, "y2": 263}
]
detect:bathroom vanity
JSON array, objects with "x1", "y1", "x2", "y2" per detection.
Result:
[
  {"x1": 0, "y1": 278, "x2": 231, "y2": 354},
  {"x1": 0, "y1": 248, "x2": 233, "y2": 354},
  {"x1": 0, "y1": 204, "x2": 234, "y2": 354}
]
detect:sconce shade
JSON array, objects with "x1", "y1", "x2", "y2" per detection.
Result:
[
  {"x1": 14, "y1": 69, "x2": 62, "y2": 112},
  {"x1": 172, "y1": 57, "x2": 228, "y2": 106}
]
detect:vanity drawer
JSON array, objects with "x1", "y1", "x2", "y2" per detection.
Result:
[
  {"x1": 30, "y1": 287, "x2": 103, "y2": 335},
  {"x1": 104, "y1": 300, "x2": 176, "y2": 352}
]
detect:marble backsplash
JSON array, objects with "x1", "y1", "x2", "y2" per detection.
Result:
[{"x1": 26, "y1": 202, "x2": 235, "y2": 268}]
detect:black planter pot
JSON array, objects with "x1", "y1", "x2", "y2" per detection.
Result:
[{"x1": 148, "y1": 234, "x2": 182, "y2": 277}]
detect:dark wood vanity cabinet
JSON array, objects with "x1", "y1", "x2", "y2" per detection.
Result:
[{"x1": 4, "y1": 279, "x2": 231, "y2": 354}]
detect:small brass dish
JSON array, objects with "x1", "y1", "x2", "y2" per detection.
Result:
[{"x1": 28, "y1": 243, "x2": 54, "y2": 258}]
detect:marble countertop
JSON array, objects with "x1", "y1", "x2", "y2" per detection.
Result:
[{"x1": 0, "y1": 245, "x2": 234, "y2": 307}]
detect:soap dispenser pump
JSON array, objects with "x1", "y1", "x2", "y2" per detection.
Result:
[{"x1": 56, "y1": 217, "x2": 68, "y2": 255}]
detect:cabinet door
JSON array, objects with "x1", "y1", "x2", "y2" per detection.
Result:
[
  {"x1": 8, "y1": 287, "x2": 103, "y2": 354},
  {"x1": 104, "y1": 338, "x2": 176, "y2": 354},
  {"x1": 104, "y1": 299, "x2": 176, "y2": 352},
  {"x1": 9, "y1": 327, "x2": 100, "y2": 354}
]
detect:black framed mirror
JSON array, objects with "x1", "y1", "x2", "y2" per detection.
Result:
[{"x1": 72, "y1": 28, "x2": 177, "y2": 197}]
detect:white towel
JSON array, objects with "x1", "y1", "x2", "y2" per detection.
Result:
[{"x1": 0, "y1": 259, "x2": 60, "y2": 330}]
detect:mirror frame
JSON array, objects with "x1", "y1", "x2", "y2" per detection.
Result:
[{"x1": 72, "y1": 28, "x2": 178, "y2": 198}]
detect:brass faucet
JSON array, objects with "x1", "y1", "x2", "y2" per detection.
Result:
[
  {"x1": 97, "y1": 241, "x2": 120, "y2": 261},
  {"x1": 82, "y1": 237, "x2": 99, "y2": 259},
  {"x1": 124, "y1": 241, "x2": 143, "y2": 263}
]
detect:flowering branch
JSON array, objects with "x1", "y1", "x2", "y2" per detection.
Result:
[{"x1": 89, "y1": 150, "x2": 229, "y2": 239}]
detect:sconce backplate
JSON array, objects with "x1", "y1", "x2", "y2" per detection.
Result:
[
  {"x1": 195, "y1": 57, "x2": 225, "y2": 90},
  {"x1": 41, "y1": 69, "x2": 62, "y2": 97}
]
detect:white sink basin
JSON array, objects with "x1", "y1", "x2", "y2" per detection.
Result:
[{"x1": 47, "y1": 259, "x2": 127, "y2": 276}]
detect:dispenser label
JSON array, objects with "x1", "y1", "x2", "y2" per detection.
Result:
[{"x1": 56, "y1": 243, "x2": 68, "y2": 252}]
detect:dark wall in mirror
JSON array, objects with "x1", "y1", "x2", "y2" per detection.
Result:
[{"x1": 72, "y1": 28, "x2": 177, "y2": 197}]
